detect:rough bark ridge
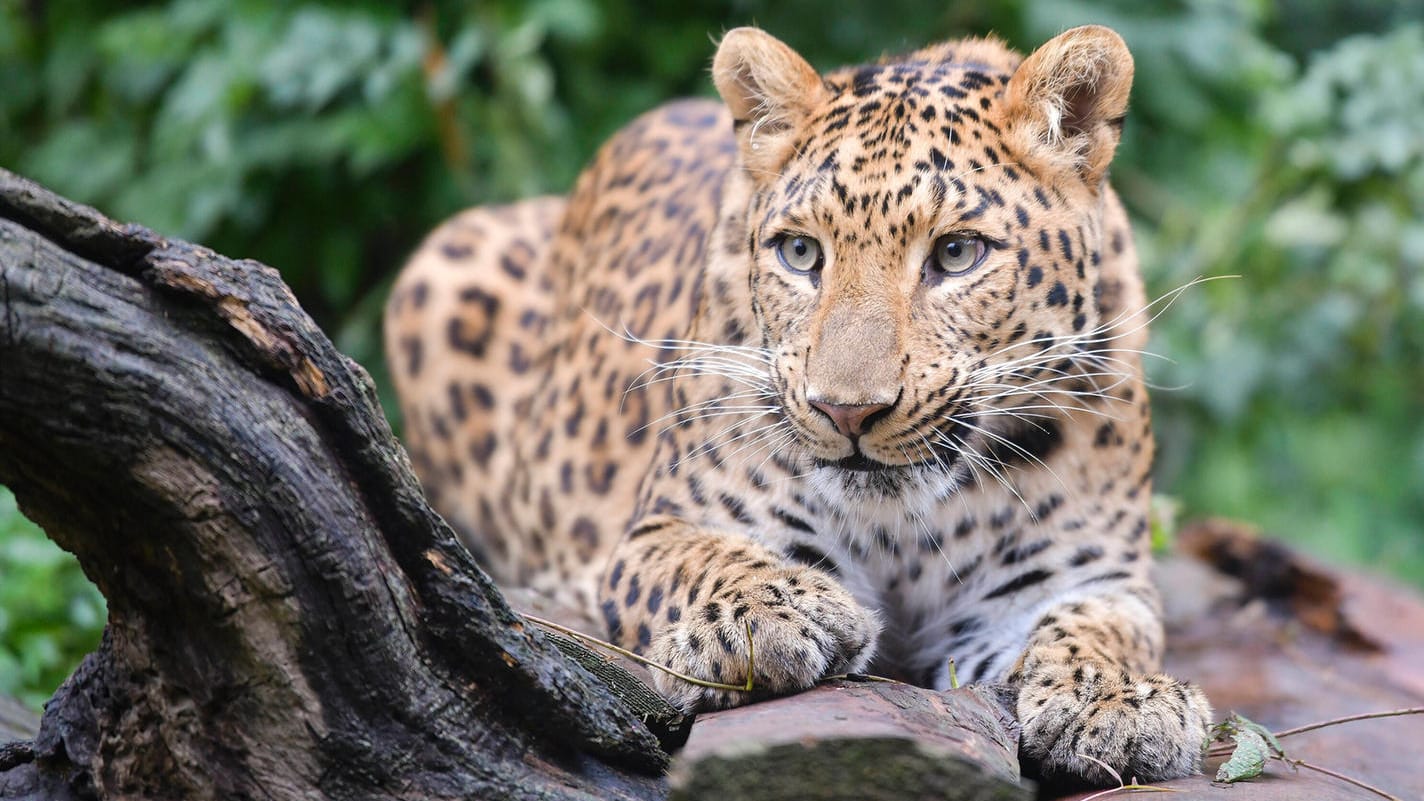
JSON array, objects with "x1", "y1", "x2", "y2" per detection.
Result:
[{"x1": 0, "y1": 168, "x2": 666, "y2": 801}]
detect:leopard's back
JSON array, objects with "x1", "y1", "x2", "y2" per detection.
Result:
[
  {"x1": 386, "y1": 195, "x2": 563, "y2": 572},
  {"x1": 385, "y1": 100, "x2": 736, "y2": 608}
]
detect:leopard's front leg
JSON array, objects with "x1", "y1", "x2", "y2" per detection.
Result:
[
  {"x1": 1011, "y1": 592, "x2": 1212, "y2": 785},
  {"x1": 598, "y1": 516, "x2": 879, "y2": 712}
]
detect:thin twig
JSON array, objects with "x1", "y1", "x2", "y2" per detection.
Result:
[
  {"x1": 522, "y1": 612, "x2": 752, "y2": 693},
  {"x1": 1273, "y1": 707, "x2": 1424, "y2": 741},
  {"x1": 1075, "y1": 754, "x2": 1179, "y2": 801},
  {"x1": 823, "y1": 672, "x2": 904, "y2": 685},
  {"x1": 1077, "y1": 753, "x2": 1124, "y2": 790},
  {"x1": 1284, "y1": 757, "x2": 1401, "y2": 801},
  {"x1": 742, "y1": 620, "x2": 754, "y2": 691},
  {"x1": 1079, "y1": 784, "x2": 1179, "y2": 801}
]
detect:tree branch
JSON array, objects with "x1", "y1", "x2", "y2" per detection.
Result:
[{"x1": 0, "y1": 168, "x2": 665, "y2": 800}]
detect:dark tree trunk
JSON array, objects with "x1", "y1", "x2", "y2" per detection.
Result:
[{"x1": 0, "y1": 168, "x2": 667, "y2": 801}]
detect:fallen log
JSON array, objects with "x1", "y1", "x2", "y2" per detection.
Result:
[{"x1": 668, "y1": 680, "x2": 1027, "y2": 801}]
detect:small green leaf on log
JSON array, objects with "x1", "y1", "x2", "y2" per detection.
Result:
[
  {"x1": 1231, "y1": 713, "x2": 1285, "y2": 756},
  {"x1": 1216, "y1": 728, "x2": 1270, "y2": 783}
]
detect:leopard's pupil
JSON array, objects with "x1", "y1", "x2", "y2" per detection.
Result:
[{"x1": 945, "y1": 242, "x2": 962, "y2": 259}]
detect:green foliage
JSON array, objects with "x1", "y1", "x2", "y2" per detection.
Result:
[
  {"x1": 0, "y1": 0, "x2": 1420, "y2": 705},
  {"x1": 1144, "y1": 21, "x2": 1424, "y2": 582},
  {"x1": 0, "y1": 488, "x2": 105, "y2": 709}
]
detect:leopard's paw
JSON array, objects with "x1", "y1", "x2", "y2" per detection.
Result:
[
  {"x1": 649, "y1": 566, "x2": 878, "y2": 712},
  {"x1": 1018, "y1": 665, "x2": 1212, "y2": 785}
]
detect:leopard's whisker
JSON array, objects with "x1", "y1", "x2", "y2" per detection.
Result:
[
  {"x1": 636, "y1": 392, "x2": 781, "y2": 432},
  {"x1": 977, "y1": 275, "x2": 1228, "y2": 369},
  {"x1": 674, "y1": 418, "x2": 789, "y2": 470},
  {"x1": 746, "y1": 427, "x2": 803, "y2": 482},
  {"x1": 647, "y1": 406, "x2": 783, "y2": 438},
  {"x1": 591, "y1": 316, "x2": 776, "y2": 363},
  {"x1": 933, "y1": 429, "x2": 1037, "y2": 520},
  {"x1": 949, "y1": 417, "x2": 1070, "y2": 500},
  {"x1": 717, "y1": 418, "x2": 800, "y2": 468},
  {"x1": 957, "y1": 386, "x2": 1125, "y2": 421}
]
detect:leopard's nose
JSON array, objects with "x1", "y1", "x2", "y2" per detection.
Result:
[{"x1": 808, "y1": 400, "x2": 892, "y2": 438}]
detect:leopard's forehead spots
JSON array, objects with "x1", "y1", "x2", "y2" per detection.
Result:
[{"x1": 753, "y1": 53, "x2": 1035, "y2": 251}]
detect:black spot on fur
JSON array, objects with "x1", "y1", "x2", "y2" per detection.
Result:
[
  {"x1": 601, "y1": 600, "x2": 622, "y2": 640},
  {"x1": 1080, "y1": 570, "x2": 1132, "y2": 586},
  {"x1": 586, "y1": 462, "x2": 618, "y2": 494},
  {"x1": 784, "y1": 543, "x2": 839, "y2": 576},
  {"x1": 500, "y1": 253, "x2": 527, "y2": 280},
  {"x1": 982, "y1": 568, "x2": 1054, "y2": 600},
  {"x1": 718, "y1": 493, "x2": 755, "y2": 525},
  {"x1": 773, "y1": 508, "x2": 816, "y2": 535},
  {"x1": 1001, "y1": 539, "x2": 1051, "y2": 566},
  {"x1": 628, "y1": 519, "x2": 672, "y2": 539},
  {"x1": 441, "y1": 242, "x2": 473, "y2": 260},
  {"x1": 447, "y1": 288, "x2": 500, "y2": 357},
  {"x1": 400, "y1": 337, "x2": 423, "y2": 377},
  {"x1": 571, "y1": 516, "x2": 599, "y2": 556},
  {"x1": 468, "y1": 432, "x2": 496, "y2": 469},
  {"x1": 986, "y1": 419, "x2": 1062, "y2": 469}
]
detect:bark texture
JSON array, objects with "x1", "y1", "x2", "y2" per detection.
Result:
[
  {"x1": 0, "y1": 168, "x2": 667, "y2": 801},
  {"x1": 668, "y1": 681, "x2": 1028, "y2": 801}
]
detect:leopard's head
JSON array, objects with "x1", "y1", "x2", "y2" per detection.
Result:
[{"x1": 711, "y1": 26, "x2": 1137, "y2": 491}]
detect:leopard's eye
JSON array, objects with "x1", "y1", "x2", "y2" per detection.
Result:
[
  {"x1": 925, "y1": 235, "x2": 987, "y2": 280},
  {"x1": 776, "y1": 234, "x2": 824, "y2": 275}
]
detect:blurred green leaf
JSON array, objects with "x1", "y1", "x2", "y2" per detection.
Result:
[{"x1": 0, "y1": 487, "x2": 106, "y2": 709}]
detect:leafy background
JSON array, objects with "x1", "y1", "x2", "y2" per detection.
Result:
[{"x1": 1, "y1": 0, "x2": 1420, "y2": 707}]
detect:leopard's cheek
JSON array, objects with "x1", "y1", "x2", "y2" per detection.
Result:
[{"x1": 751, "y1": 267, "x2": 817, "y2": 343}]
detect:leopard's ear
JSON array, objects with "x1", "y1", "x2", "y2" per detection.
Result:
[
  {"x1": 713, "y1": 27, "x2": 825, "y2": 174},
  {"x1": 1004, "y1": 25, "x2": 1133, "y2": 186}
]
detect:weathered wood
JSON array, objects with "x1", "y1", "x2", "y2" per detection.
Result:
[
  {"x1": 669, "y1": 681, "x2": 1029, "y2": 801},
  {"x1": 0, "y1": 168, "x2": 667, "y2": 800},
  {"x1": 500, "y1": 586, "x2": 693, "y2": 752}
]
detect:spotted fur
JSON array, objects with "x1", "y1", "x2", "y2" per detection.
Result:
[{"x1": 385, "y1": 25, "x2": 1210, "y2": 785}]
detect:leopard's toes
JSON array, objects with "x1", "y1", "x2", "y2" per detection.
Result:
[
  {"x1": 1020, "y1": 667, "x2": 1212, "y2": 786},
  {"x1": 649, "y1": 567, "x2": 878, "y2": 712}
]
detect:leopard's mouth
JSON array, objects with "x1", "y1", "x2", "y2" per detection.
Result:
[
  {"x1": 817, "y1": 452, "x2": 895, "y2": 472},
  {"x1": 814, "y1": 437, "x2": 966, "y2": 473}
]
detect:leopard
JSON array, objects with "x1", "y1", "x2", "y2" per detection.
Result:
[{"x1": 384, "y1": 24, "x2": 1212, "y2": 786}]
